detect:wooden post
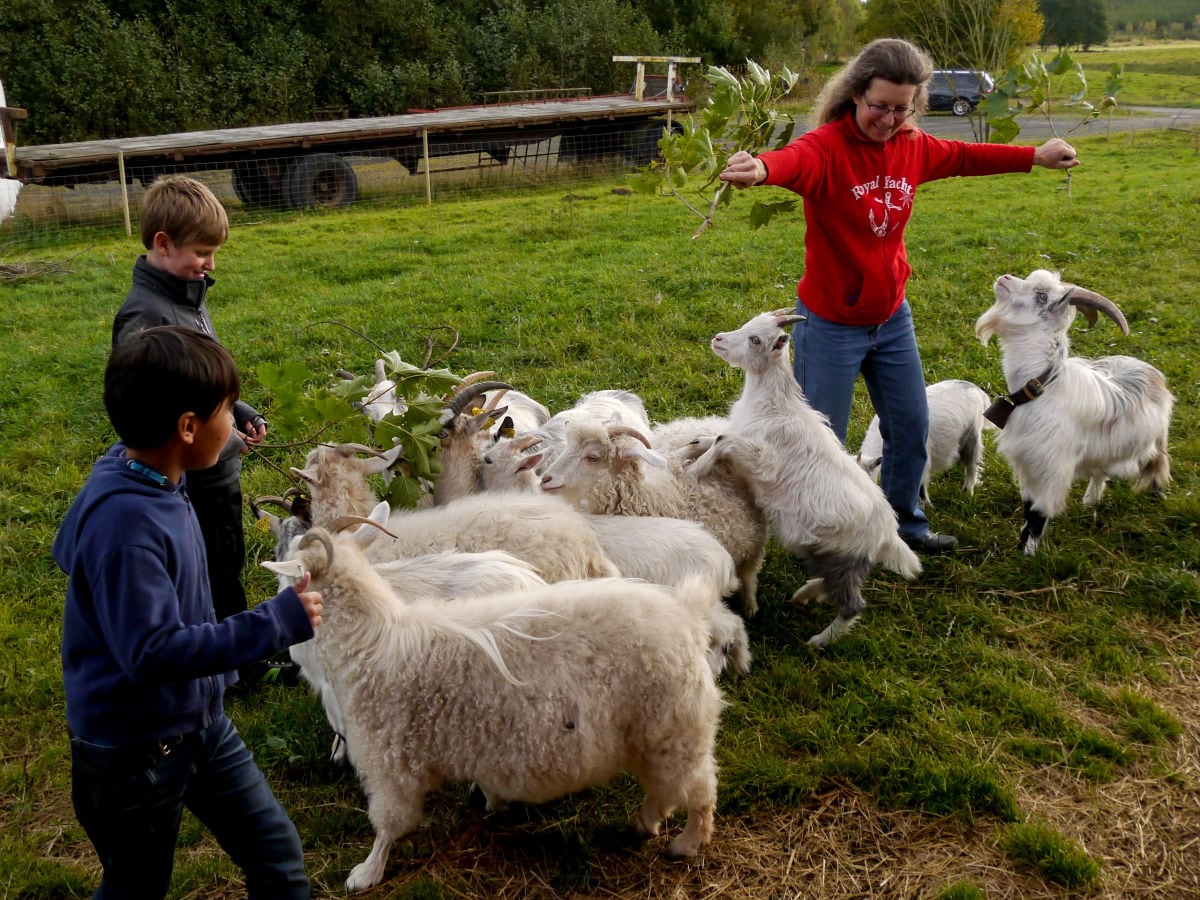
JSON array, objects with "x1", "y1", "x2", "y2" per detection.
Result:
[
  {"x1": 117, "y1": 149, "x2": 132, "y2": 237},
  {"x1": 422, "y1": 129, "x2": 432, "y2": 204},
  {"x1": 0, "y1": 105, "x2": 29, "y2": 178}
]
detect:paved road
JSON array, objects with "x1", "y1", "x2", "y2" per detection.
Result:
[{"x1": 917, "y1": 106, "x2": 1196, "y2": 141}]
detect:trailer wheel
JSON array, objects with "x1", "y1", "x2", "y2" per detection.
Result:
[
  {"x1": 623, "y1": 120, "x2": 678, "y2": 167},
  {"x1": 286, "y1": 154, "x2": 358, "y2": 209},
  {"x1": 232, "y1": 161, "x2": 287, "y2": 208}
]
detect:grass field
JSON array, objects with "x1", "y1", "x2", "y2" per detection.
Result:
[{"x1": 1, "y1": 125, "x2": 1197, "y2": 898}]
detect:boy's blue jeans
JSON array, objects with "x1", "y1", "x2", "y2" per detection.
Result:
[
  {"x1": 792, "y1": 298, "x2": 931, "y2": 539},
  {"x1": 71, "y1": 712, "x2": 309, "y2": 899}
]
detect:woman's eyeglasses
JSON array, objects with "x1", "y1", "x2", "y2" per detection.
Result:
[{"x1": 863, "y1": 99, "x2": 915, "y2": 121}]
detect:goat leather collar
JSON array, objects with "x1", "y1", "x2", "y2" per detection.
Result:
[{"x1": 984, "y1": 367, "x2": 1056, "y2": 429}]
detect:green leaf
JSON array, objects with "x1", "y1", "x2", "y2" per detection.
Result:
[{"x1": 749, "y1": 199, "x2": 797, "y2": 229}]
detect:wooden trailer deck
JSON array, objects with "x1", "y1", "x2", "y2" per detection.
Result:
[{"x1": 12, "y1": 94, "x2": 694, "y2": 182}]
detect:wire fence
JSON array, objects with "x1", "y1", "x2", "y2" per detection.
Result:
[{"x1": 0, "y1": 123, "x2": 667, "y2": 247}]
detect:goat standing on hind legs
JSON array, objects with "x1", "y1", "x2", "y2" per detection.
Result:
[{"x1": 975, "y1": 269, "x2": 1174, "y2": 554}]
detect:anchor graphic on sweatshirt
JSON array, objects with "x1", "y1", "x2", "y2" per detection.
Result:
[{"x1": 868, "y1": 190, "x2": 907, "y2": 237}]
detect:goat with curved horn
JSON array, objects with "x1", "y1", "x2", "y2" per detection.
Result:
[
  {"x1": 1065, "y1": 286, "x2": 1129, "y2": 334},
  {"x1": 447, "y1": 381, "x2": 515, "y2": 418}
]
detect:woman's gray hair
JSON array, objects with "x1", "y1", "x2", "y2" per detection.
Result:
[{"x1": 812, "y1": 39, "x2": 934, "y2": 126}]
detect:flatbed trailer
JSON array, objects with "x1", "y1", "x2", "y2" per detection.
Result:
[{"x1": 2, "y1": 91, "x2": 693, "y2": 211}]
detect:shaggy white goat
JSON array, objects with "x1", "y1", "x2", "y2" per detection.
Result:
[
  {"x1": 688, "y1": 309, "x2": 921, "y2": 647},
  {"x1": 857, "y1": 379, "x2": 995, "y2": 502},
  {"x1": 289, "y1": 535, "x2": 548, "y2": 764},
  {"x1": 540, "y1": 419, "x2": 768, "y2": 616},
  {"x1": 265, "y1": 528, "x2": 723, "y2": 892},
  {"x1": 975, "y1": 269, "x2": 1174, "y2": 554}
]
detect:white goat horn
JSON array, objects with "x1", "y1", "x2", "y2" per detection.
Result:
[
  {"x1": 333, "y1": 442, "x2": 389, "y2": 459},
  {"x1": 1065, "y1": 287, "x2": 1129, "y2": 335},
  {"x1": 327, "y1": 515, "x2": 399, "y2": 539},
  {"x1": 510, "y1": 433, "x2": 545, "y2": 451},
  {"x1": 607, "y1": 424, "x2": 653, "y2": 448},
  {"x1": 770, "y1": 308, "x2": 807, "y2": 327}
]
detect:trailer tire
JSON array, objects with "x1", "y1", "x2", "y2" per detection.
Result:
[
  {"x1": 623, "y1": 120, "x2": 678, "y2": 167},
  {"x1": 232, "y1": 161, "x2": 287, "y2": 208},
  {"x1": 286, "y1": 154, "x2": 358, "y2": 209}
]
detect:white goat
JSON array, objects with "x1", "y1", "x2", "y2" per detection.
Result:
[
  {"x1": 540, "y1": 419, "x2": 768, "y2": 616},
  {"x1": 292, "y1": 539, "x2": 548, "y2": 764},
  {"x1": 857, "y1": 379, "x2": 995, "y2": 502},
  {"x1": 688, "y1": 309, "x2": 921, "y2": 648},
  {"x1": 265, "y1": 528, "x2": 723, "y2": 892},
  {"x1": 975, "y1": 269, "x2": 1174, "y2": 554}
]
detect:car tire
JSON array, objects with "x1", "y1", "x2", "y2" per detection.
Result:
[{"x1": 952, "y1": 98, "x2": 972, "y2": 117}]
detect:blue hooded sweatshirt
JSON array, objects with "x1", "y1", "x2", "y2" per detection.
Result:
[{"x1": 53, "y1": 444, "x2": 314, "y2": 746}]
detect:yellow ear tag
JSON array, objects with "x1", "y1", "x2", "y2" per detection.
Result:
[{"x1": 254, "y1": 516, "x2": 272, "y2": 535}]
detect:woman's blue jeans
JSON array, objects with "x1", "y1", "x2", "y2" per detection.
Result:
[
  {"x1": 71, "y1": 712, "x2": 309, "y2": 899},
  {"x1": 792, "y1": 298, "x2": 931, "y2": 538}
]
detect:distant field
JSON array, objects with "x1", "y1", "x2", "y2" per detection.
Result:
[{"x1": 1076, "y1": 41, "x2": 1200, "y2": 106}]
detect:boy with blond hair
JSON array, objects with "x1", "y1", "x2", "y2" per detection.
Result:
[
  {"x1": 55, "y1": 326, "x2": 322, "y2": 898},
  {"x1": 112, "y1": 175, "x2": 285, "y2": 684}
]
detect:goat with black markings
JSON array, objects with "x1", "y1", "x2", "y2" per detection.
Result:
[{"x1": 975, "y1": 269, "x2": 1173, "y2": 553}]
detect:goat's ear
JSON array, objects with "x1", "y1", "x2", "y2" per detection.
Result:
[
  {"x1": 262, "y1": 559, "x2": 305, "y2": 580},
  {"x1": 361, "y1": 443, "x2": 403, "y2": 476},
  {"x1": 620, "y1": 445, "x2": 669, "y2": 468},
  {"x1": 858, "y1": 454, "x2": 882, "y2": 474},
  {"x1": 773, "y1": 333, "x2": 790, "y2": 351},
  {"x1": 253, "y1": 507, "x2": 284, "y2": 538},
  {"x1": 353, "y1": 500, "x2": 392, "y2": 549},
  {"x1": 514, "y1": 452, "x2": 544, "y2": 473}
]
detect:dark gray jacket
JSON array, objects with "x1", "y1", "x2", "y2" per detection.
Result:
[{"x1": 112, "y1": 256, "x2": 263, "y2": 486}]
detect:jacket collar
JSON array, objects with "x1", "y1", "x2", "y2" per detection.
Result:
[{"x1": 133, "y1": 255, "x2": 213, "y2": 310}]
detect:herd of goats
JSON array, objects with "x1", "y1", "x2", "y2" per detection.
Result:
[{"x1": 249, "y1": 268, "x2": 1173, "y2": 891}]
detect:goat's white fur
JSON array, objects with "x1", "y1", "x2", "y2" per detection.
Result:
[
  {"x1": 540, "y1": 418, "x2": 768, "y2": 617},
  {"x1": 857, "y1": 379, "x2": 994, "y2": 502},
  {"x1": 269, "y1": 529, "x2": 722, "y2": 891},
  {"x1": 975, "y1": 269, "x2": 1173, "y2": 553},
  {"x1": 688, "y1": 309, "x2": 921, "y2": 647}
]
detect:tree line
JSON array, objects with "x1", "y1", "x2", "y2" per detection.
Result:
[
  {"x1": 1, "y1": 0, "x2": 1190, "y2": 146},
  {"x1": 1, "y1": 0, "x2": 861, "y2": 144}
]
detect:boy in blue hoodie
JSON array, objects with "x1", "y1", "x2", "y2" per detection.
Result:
[{"x1": 54, "y1": 326, "x2": 323, "y2": 899}]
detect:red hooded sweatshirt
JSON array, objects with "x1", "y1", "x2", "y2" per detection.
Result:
[{"x1": 757, "y1": 113, "x2": 1035, "y2": 326}]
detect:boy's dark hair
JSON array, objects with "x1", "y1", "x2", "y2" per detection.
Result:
[
  {"x1": 140, "y1": 174, "x2": 230, "y2": 250},
  {"x1": 105, "y1": 326, "x2": 240, "y2": 449}
]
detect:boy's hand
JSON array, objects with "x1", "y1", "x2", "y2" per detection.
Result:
[
  {"x1": 294, "y1": 572, "x2": 324, "y2": 629},
  {"x1": 240, "y1": 415, "x2": 267, "y2": 449}
]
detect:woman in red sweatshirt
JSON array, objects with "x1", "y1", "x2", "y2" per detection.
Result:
[{"x1": 719, "y1": 38, "x2": 1079, "y2": 553}]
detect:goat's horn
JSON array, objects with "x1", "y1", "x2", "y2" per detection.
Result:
[
  {"x1": 1065, "y1": 287, "x2": 1129, "y2": 335},
  {"x1": 770, "y1": 307, "x2": 806, "y2": 327},
  {"x1": 448, "y1": 381, "x2": 514, "y2": 417},
  {"x1": 328, "y1": 515, "x2": 399, "y2": 539},
  {"x1": 510, "y1": 433, "x2": 545, "y2": 451},
  {"x1": 297, "y1": 529, "x2": 334, "y2": 567},
  {"x1": 456, "y1": 371, "x2": 498, "y2": 390},
  {"x1": 607, "y1": 424, "x2": 653, "y2": 448},
  {"x1": 253, "y1": 495, "x2": 293, "y2": 513},
  {"x1": 333, "y1": 442, "x2": 389, "y2": 459}
]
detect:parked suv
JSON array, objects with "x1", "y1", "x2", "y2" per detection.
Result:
[{"x1": 927, "y1": 69, "x2": 994, "y2": 116}]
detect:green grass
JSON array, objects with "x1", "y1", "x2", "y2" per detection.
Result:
[
  {"x1": 1, "y1": 129, "x2": 1198, "y2": 897},
  {"x1": 1076, "y1": 41, "x2": 1200, "y2": 107}
]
